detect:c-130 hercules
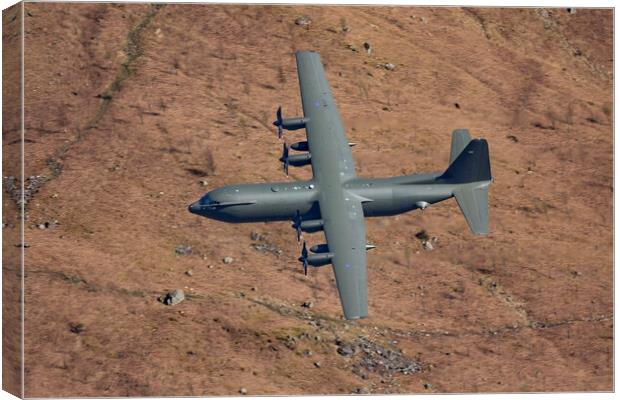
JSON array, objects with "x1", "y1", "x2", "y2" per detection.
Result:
[{"x1": 189, "y1": 51, "x2": 492, "y2": 320}]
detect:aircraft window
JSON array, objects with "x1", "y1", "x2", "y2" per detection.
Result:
[{"x1": 202, "y1": 198, "x2": 218, "y2": 206}]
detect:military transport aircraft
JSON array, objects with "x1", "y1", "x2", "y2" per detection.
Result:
[{"x1": 188, "y1": 51, "x2": 492, "y2": 320}]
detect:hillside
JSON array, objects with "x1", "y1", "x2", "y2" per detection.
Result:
[{"x1": 2, "y1": 4, "x2": 613, "y2": 395}]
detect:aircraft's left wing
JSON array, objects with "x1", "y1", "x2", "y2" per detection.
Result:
[
  {"x1": 296, "y1": 51, "x2": 356, "y2": 182},
  {"x1": 319, "y1": 191, "x2": 368, "y2": 320}
]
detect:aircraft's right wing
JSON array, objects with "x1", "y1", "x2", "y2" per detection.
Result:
[
  {"x1": 319, "y1": 191, "x2": 368, "y2": 320},
  {"x1": 294, "y1": 51, "x2": 369, "y2": 319}
]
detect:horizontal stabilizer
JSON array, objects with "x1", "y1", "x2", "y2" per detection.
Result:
[{"x1": 453, "y1": 182, "x2": 490, "y2": 235}]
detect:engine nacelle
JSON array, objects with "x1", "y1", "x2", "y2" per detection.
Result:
[
  {"x1": 287, "y1": 153, "x2": 312, "y2": 167},
  {"x1": 311, "y1": 243, "x2": 375, "y2": 252},
  {"x1": 300, "y1": 219, "x2": 324, "y2": 233},
  {"x1": 281, "y1": 117, "x2": 308, "y2": 131},
  {"x1": 310, "y1": 243, "x2": 329, "y2": 253},
  {"x1": 291, "y1": 141, "x2": 309, "y2": 151},
  {"x1": 306, "y1": 252, "x2": 333, "y2": 266},
  {"x1": 291, "y1": 141, "x2": 354, "y2": 151}
]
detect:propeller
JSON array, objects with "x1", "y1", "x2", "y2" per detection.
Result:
[
  {"x1": 298, "y1": 241, "x2": 309, "y2": 276},
  {"x1": 293, "y1": 210, "x2": 302, "y2": 242},
  {"x1": 273, "y1": 106, "x2": 283, "y2": 139},
  {"x1": 279, "y1": 142, "x2": 290, "y2": 175}
]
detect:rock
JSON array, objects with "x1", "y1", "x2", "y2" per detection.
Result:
[
  {"x1": 159, "y1": 289, "x2": 185, "y2": 306},
  {"x1": 239, "y1": 388, "x2": 247, "y2": 395},
  {"x1": 199, "y1": 179, "x2": 208, "y2": 186},
  {"x1": 251, "y1": 242, "x2": 282, "y2": 254},
  {"x1": 283, "y1": 335, "x2": 297, "y2": 350},
  {"x1": 345, "y1": 43, "x2": 357, "y2": 52},
  {"x1": 384, "y1": 63, "x2": 396, "y2": 71},
  {"x1": 337, "y1": 344, "x2": 355, "y2": 356},
  {"x1": 251, "y1": 286, "x2": 257, "y2": 291},
  {"x1": 301, "y1": 301, "x2": 314, "y2": 309},
  {"x1": 346, "y1": 336, "x2": 423, "y2": 378},
  {"x1": 363, "y1": 42, "x2": 372, "y2": 54},
  {"x1": 69, "y1": 322, "x2": 85, "y2": 334},
  {"x1": 175, "y1": 245, "x2": 192, "y2": 256},
  {"x1": 250, "y1": 231, "x2": 263, "y2": 241},
  {"x1": 223, "y1": 256, "x2": 234, "y2": 264},
  {"x1": 295, "y1": 15, "x2": 312, "y2": 26},
  {"x1": 355, "y1": 387, "x2": 370, "y2": 394},
  {"x1": 185, "y1": 270, "x2": 193, "y2": 277},
  {"x1": 37, "y1": 223, "x2": 47, "y2": 230},
  {"x1": 303, "y1": 349, "x2": 313, "y2": 356},
  {"x1": 567, "y1": 7, "x2": 577, "y2": 14},
  {"x1": 314, "y1": 361, "x2": 321, "y2": 368},
  {"x1": 424, "y1": 383, "x2": 432, "y2": 389},
  {"x1": 415, "y1": 229, "x2": 429, "y2": 242},
  {"x1": 423, "y1": 241, "x2": 434, "y2": 251}
]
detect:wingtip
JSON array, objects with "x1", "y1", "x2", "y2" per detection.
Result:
[{"x1": 344, "y1": 314, "x2": 367, "y2": 320}]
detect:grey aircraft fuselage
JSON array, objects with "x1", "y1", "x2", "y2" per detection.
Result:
[{"x1": 188, "y1": 173, "x2": 453, "y2": 224}]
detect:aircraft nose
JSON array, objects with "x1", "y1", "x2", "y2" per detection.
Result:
[{"x1": 188, "y1": 201, "x2": 202, "y2": 214}]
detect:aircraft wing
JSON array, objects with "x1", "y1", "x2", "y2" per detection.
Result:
[
  {"x1": 295, "y1": 51, "x2": 356, "y2": 181},
  {"x1": 320, "y1": 192, "x2": 368, "y2": 319},
  {"x1": 295, "y1": 51, "x2": 368, "y2": 319}
]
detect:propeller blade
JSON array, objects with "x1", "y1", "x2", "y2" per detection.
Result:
[
  {"x1": 298, "y1": 241, "x2": 309, "y2": 276},
  {"x1": 281, "y1": 143, "x2": 289, "y2": 175},
  {"x1": 295, "y1": 210, "x2": 302, "y2": 242},
  {"x1": 273, "y1": 106, "x2": 283, "y2": 138}
]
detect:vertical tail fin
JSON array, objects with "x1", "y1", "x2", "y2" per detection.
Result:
[
  {"x1": 439, "y1": 139, "x2": 491, "y2": 184},
  {"x1": 449, "y1": 129, "x2": 472, "y2": 165},
  {"x1": 440, "y1": 135, "x2": 492, "y2": 235}
]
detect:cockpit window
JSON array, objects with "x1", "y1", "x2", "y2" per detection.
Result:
[{"x1": 200, "y1": 196, "x2": 219, "y2": 206}]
